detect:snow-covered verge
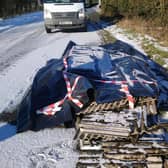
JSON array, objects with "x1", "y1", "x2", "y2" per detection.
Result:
[{"x1": 0, "y1": 12, "x2": 43, "y2": 33}]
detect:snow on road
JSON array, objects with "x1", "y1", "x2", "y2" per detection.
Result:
[
  {"x1": 0, "y1": 11, "x2": 100, "y2": 168},
  {"x1": 0, "y1": 124, "x2": 78, "y2": 168},
  {"x1": 0, "y1": 11, "x2": 100, "y2": 114}
]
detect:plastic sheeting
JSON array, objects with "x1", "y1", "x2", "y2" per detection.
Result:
[
  {"x1": 17, "y1": 41, "x2": 168, "y2": 132},
  {"x1": 66, "y1": 42, "x2": 159, "y2": 103},
  {"x1": 17, "y1": 58, "x2": 93, "y2": 132}
]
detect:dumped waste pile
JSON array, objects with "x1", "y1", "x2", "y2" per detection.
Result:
[
  {"x1": 76, "y1": 103, "x2": 168, "y2": 167},
  {"x1": 17, "y1": 41, "x2": 168, "y2": 167}
]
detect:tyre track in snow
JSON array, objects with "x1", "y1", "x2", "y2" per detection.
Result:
[
  {"x1": 0, "y1": 23, "x2": 47, "y2": 72},
  {"x1": 0, "y1": 22, "x2": 100, "y2": 73}
]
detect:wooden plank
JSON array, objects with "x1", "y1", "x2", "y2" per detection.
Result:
[
  {"x1": 79, "y1": 123, "x2": 130, "y2": 133},
  {"x1": 103, "y1": 153, "x2": 146, "y2": 161},
  {"x1": 80, "y1": 128, "x2": 129, "y2": 137},
  {"x1": 164, "y1": 159, "x2": 168, "y2": 168}
]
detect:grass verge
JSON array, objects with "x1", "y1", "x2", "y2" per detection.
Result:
[
  {"x1": 118, "y1": 17, "x2": 168, "y2": 46},
  {"x1": 101, "y1": 29, "x2": 117, "y2": 44},
  {"x1": 117, "y1": 18, "x2": 168, "y2": 67},
  {"x1": 87, "y1": 9, "x2": 117, "y2": 44},
  {"x1": 142, "y1": 41, "x2": 168, "y2": 66}
]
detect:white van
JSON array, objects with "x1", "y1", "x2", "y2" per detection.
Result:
[{"x1": 43, "y1": 0, "x2": 88, "y2": 33}]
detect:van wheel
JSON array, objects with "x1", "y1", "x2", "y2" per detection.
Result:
[{"x1": 45, "y1": 26, "x2": 51, "y2": 33}]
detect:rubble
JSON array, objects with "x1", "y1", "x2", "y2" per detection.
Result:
[
  {"x1": 76, "y1": 103, "x2": 168, "y2": 167},
  {"x1": 16, "y1": 41, "x2": 168, "y2": 167}
]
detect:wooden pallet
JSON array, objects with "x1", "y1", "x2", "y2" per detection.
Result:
[{"x1": 75, "y1": 100, "x2": 168, "y2": 168}]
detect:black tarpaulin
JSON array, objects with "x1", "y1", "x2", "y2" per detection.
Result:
[
  {"x1": 66, "y1": 42, "x2": 159, "y2": 103},
  {"x1": 17, "y1": 41, "x2": 168, "y2": 132}
]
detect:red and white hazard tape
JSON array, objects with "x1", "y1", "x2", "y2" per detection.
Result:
[
  {"x1": 63, "y1": 58, "x2": 68, "y2": 70},
  {"x1": 120, "y1": 84, "x2": 135, "y2": 109},
  {"x1": 94, "y1": 78, "x2": 157, "y2": 109},
  {"x1": 94, "y1": 79, "x2": 156, "y2": 85},
  {"x1": 37, "y1": 54, "x2": 157, "y2": 115},
  {"x1": 63, "y1": 73, "x2": 83, "y2": 108},
  {"x1": 36, "y1": 57, "x2": 83, "y2": 116},
  {"x1": 36, "y1": 99, "x2": 65, "y2": 116}
]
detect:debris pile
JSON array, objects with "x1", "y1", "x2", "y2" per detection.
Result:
[
  {"x1": 16, "y1": 41, "x2": 168, "y2": 167},
  {"x1": 76, "y1": 103, "x2": 168, "y2": 167}
]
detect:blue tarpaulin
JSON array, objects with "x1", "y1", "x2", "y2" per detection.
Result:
[{"x1": 16, "y1": 41, "x2": 168, "y2": 132}]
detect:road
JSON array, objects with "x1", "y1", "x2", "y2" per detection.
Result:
[
  {"x1": 0, "y1": 12, "x2": 101, "y2": 114},
  {"x1": 0, "y1": 11, "x2": 101, "y2": 168}
]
